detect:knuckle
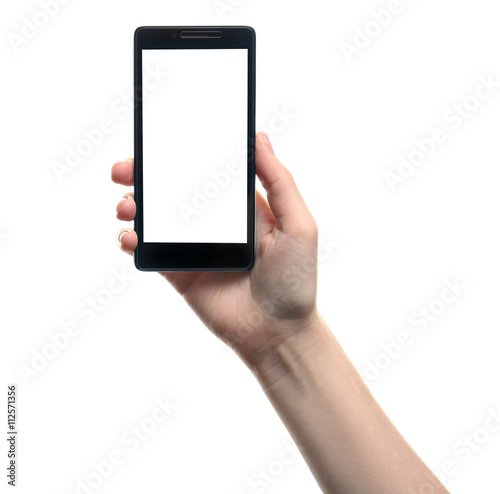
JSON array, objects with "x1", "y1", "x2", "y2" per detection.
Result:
[{"x1": 302, "y1": 218, "x2": 319, "y2": 240}]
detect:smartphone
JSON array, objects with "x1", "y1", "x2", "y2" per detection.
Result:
[{"x1": 133, "y1": 26, "x2": 256, "y2": 271}]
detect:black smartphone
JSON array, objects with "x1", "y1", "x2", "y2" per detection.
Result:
[{"x1": 133, "y1": 26, "x2": 256, "y2": 271}]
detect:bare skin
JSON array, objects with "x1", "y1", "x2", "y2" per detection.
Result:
[{"x1": 111, "y1": 132, "x2": 450, "y2": 494}]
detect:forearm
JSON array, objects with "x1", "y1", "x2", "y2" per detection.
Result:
[{"x1": 249, "y1": 312, "x2": 449, "y2": 494}]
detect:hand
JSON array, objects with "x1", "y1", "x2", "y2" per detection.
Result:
[
  {"x1": 111, "y1": 132, "x2": 320, "y2": 371},
  {"x1": 112, "y1": 134, "x2": 450, "y2": 494}
]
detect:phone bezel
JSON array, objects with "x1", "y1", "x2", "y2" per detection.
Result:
[{"x1": 133, "y1": 26, "x2": 256, "y2": 271}]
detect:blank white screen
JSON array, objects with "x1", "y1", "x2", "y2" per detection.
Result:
[{"x1": 142, "y1": 48, "x2": 248, "y2": 243}]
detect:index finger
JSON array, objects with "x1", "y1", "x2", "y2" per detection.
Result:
[{"x1": 111, "y1": 158, "x2": 134, "y2": 185}]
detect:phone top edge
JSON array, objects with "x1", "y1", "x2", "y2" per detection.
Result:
[{"x1": 134, "y1": 25, "x2": 255, "y2": 29}]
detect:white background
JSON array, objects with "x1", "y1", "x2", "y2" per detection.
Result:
[
  {"x1": 2, "y1": 1, "x2": 500, "y2": 493},
  {"x1": 142, "y1": 48, "x2": 247, "y2": 243}
]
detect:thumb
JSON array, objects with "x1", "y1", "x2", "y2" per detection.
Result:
[{"x1": 255, "y1": 132, "x2": 316, "y2": 237}]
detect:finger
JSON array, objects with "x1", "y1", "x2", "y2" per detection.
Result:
[
  {"x1": 116, "y1": 228, "x2": 138, "y2": 255},
  {"x1": 256, "y1": 188, "x2": 272, "y2": 220},
  {"x1": 255, "y1": 132, "x2": 315, "y2": 236},
  {"x1": 111, "y1": 158, "x2": 134, "y2": 185},
  {"x1": 255, "y1": 189, "x2": 275, "y2": 241},
  {"x1": 116, "y1": 193, "x2": 136, "y2": 221}
]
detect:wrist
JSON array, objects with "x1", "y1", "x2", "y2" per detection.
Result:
[{"x1": 247, "y1": 309, "x2": 333, "y2": 390}]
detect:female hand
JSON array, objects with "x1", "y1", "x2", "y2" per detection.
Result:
[
  {"x1": 112, "y1": 132, "x2": 450, "y2": 494},
  {"x1": 111, "y1": 132, "x2": 320, "y2": 372}
]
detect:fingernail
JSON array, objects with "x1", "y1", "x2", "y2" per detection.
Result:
[
  {"x1": 262, "y1": 133, "x2": 275, "y2": 156},
  {"x1": 122, "y1": 192, "x2": 134, "y2": 200},
  {"x1": 125, "y1": 158, "x2": 134, "y2": 163},
  {"x1": 116, "y1": 228, "x2": 132, "y2": 249}
]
